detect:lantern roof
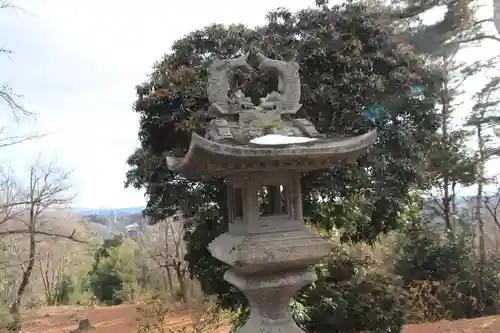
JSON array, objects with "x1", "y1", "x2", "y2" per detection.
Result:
[{"x1": 166, "y1": 52, "x2": 377, "y2": 179}]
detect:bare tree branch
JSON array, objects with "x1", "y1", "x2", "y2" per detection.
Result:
[
  {"x1": 0, "y1": 0, "x2": 39, "y2": 156},
  {"x1": 1, "y1": 0, "x2": 31, "y2": 119},
  {"x1": 0, "y1": 158, "x2": 82, "y2": 313},
  {"x1": 0, "y1": 127, "x2": 46, "y2": 148},
  {"x1": 0, "y1": 84, "x2": 31, "y2": 119},
  {"x1": 0, "y1": 229, "x2": 86, "y2": 243},
  {"x1": 137, "y1": 214, "x2": 189, "y2": 298},
  {"x1": 482, "y1": 179, "x2": 500, "y2": 231}
]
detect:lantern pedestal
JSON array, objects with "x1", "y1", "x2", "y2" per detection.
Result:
[
  {"x1": 165, "y1": 52, "x2": 377, "y2": 333},
  {"x1": 208, "y1": 172, "x2": 330, "y2": 333},
  {"x1": 225, "y1": 269, "x2": 315, "y2": 333}
]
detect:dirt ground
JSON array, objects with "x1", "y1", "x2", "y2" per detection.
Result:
[
  {"x1": 19, "y1": 304, "x2": 228, "y2": 333},
  {"x1": 17, "y1": 305, "x2": 500, "y2": 333}
]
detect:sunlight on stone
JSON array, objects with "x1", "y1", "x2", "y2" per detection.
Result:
[{"x1": 249, "y1": 134, "x2": 318, "y2": 145}]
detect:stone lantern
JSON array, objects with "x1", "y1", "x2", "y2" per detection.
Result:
[{"x1": 166, "y1": 52, "x2": 377, "y2": 333}]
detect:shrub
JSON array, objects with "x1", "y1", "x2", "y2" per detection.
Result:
[
  {"x1": 394, "y1": 228, "x2": 500, "y2": 322},
  {"x1": 88, "y1": 237, "x2": 139, "y2": 305},
  {"x1": 232, "y1": 246, "x2": 406, "y2": 333},
  {"x1": 296, "y1": 246, "x2": 406, "y2": 333},
  {"x1": 55, "y1": 273, "x2": 76, "y2": 305}
]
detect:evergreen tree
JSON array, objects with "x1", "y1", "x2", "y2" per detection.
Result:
[
  {"x1": 467, "y1": 65, "x2": 500, "y2": 265},
  {"x1": 125, "y1": 2, "x2": 443, "y2": 331}
]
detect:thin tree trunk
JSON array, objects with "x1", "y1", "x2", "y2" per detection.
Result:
[
  {"x1": 165, "y1": 266, "x2": 174, "y2": 292},
  {"x1": 441, "y1": 77, "x2": 453, "y2": 238},
  {"x1": 451, "y1": 182, "x2": 457, "y2": 215},
  {"x1": 475, "y1": 123, "x2": 486, "y2": 304},
  {"x1": 10, "y1": 206, "x2": 36, "y2": 314},
  {"x1": 174, "y1": 263, "x2": 186, "y2": 303},
  {"x1": 164, "y1": 224, "x2": 174, "y2": 292},
  {"x1": 476, "y1": 124, "x2": 486, "y2": 266}
]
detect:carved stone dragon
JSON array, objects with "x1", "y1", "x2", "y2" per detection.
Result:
[
  {"x1": 207, "y1": 54, "x2": 253, "y2": 115},
  {"x1": 205, "y1": 52, "x2": 321, "y2": 144},
  {"x1": 255, "y1": 52, "x2": 302, "y2": 114},
  {"x1": 206, "y1": 52, "x2": 302, "y2": 115}
]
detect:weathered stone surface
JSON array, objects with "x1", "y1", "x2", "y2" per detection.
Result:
[
  {"x1": 225, "y1": 268, "x2": 315, "y2": 333},
  {"x1": 165, "y1": 53, "x2": 378, "y2": 333},
  {"x1": 293, "y1": 118, "x2": 324, "y2": 137},
  {"x1": 208, "y1": 229, "x2": 331, "y2": 275},
  {"x1": 208, "y1": 171, "x2": 331, "y2": 333}
]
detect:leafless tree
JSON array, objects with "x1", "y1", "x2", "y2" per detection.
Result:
[
  {"x1": 0, "y1": 0, "x2": 45, "y2": 149},
  {"x1": 479, "y1": 184, "x2": 500, "y2": 252},
  {"x1": 138, "y1": 216, "x2": 189, "y2": 301},
  {"x1": 0, "y1": 128, "x2": 44, "y2": 150},
  {"x1": 1, "y1": 1, "x2": 29, "y2": 119},
  {"x1": 482, "y1": 179, "x2": 500, "y2": 231},
  {"x1": 38, "y1": 249, "x2": 67, "y2": 306},
  {"x1": 165, "y1": 220, "x2": 188, "y2": 300},
  {"x1": 0, "y1": 160, "x2": 85, "y2": 314}
]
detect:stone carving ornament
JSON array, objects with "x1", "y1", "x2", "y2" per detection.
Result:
[
  {"x1": 166, "y1": 50, "x2": 378, "y2": 333},
  {"x1": 207, "y1": 51, "x2": 302, "y2": 115},
  {"x1": 255, "y1": 52, "x2": 302, "y2": 114},
  {"x1": 207, "y1": 54, "x2": 254, "y2": 115}
]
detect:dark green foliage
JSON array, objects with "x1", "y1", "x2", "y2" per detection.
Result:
[
  {"x1": 89, "y1": 262, "x2": 125, "y2": 306},
  {"x1": 184, "y1": 196, "x2": 247, "y2": 311},
  {"x1": 91, "y1": 235, "x2": 125, "y2": 272},
  {"x1": 126, "y1": 2, "x2": 441, "y2": 240},
  {"x1": 54, "y1": 273, "x2": 76, "y2": 305},
  {"x1": 126, "y1": 1, "x2": 442, "y2": 332},
  {"x1": 396, "y1": 229, "x2": 468, "y2": 283},
  {"x1": 297, "y1": 247, "x2": 406, "y2": 333},
  {"x1": 228, "y1": 247, "x2": 406, "y2": 333},
  {"x1": 395, "y1": 228, "x2": 500, "y2": 321},
  {"x1": 88, "y1": 235, "x2": 138, "y2": 305}
]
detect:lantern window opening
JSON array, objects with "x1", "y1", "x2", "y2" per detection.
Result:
[
  {"x1": 228, "y1": 184, "x2": 244, "y2": 222},
  {"x1": 234, "y1": 187, "x2": 244, "y2": 219},
  {"x1": 258, "y1": 184, "x2": 289, "y2": 217}
]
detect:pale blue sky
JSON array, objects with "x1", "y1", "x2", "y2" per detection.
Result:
[
  {"x1": 0, "y1": 0, "x2": 314, "y2": 208},
  {"x1": 0, "y1": 0, "x2": 498, "y2": 208}
]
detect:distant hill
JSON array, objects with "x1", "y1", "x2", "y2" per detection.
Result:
[
  {"x1": 71, "y1": 207, "x2": 146, "y2": 238},
  {"x1": 72, "y1": 206, "x2": 145, "y2": 215},
  {"x1": 83, "y1": 221, "x2": 123, "y2": 238}
]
